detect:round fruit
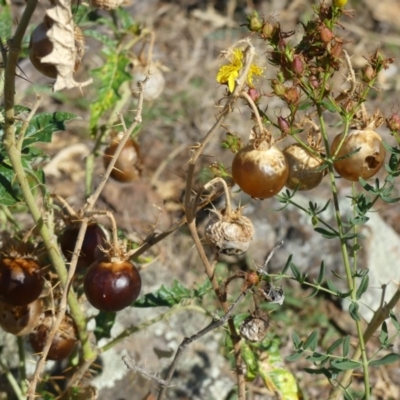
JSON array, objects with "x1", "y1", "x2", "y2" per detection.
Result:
[
  {"x1": 0, "y1": 299, "x2": 42, "y2": 336},
  {"x1": 103, "y1": 138, "x2": 143, "y2": 183},
  {"x1": 331, "y1": 129, "x2": 386, "y2": 181},
  {"x1": 0, "y1": 257, "x2": 43, "y2": 306},
  {"x1": 205, "y1": 208, "x2": 254, "y2": 255},
  {"x1": 59, "y1": 223, "x2": 108, "y2": 270},
  {"x1": 29, "y1": 21, "x2": 85, "y2": 78},
  {"x1": 131, "y1": 64, "x2": 166, "y2": 101},
  {"x1": 29, "y1": 312, "x2": 78, "y2": 361},
  {"x1": 283, "y1": 143, "x2": 325, "y2": 190},
  {"x1": 84, "y1": 259, "x2": 141, "y2": 312},
  {"x1": 232, "y1": 143, "x2": 289, "y2": 199}
]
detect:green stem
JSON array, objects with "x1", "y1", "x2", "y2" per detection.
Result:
[
  {"x1": 17, "y1": 337, "x2": 27, "y2": 395},
  {"x1": 0, "y1": 358, "x2": 25, "y2": 400},
  {"x1": 2, "y1": 0, "x2": 96, "y2": 363},
  {"x1": 317, "y1": 106, "x2": 370, "y2": 398}
]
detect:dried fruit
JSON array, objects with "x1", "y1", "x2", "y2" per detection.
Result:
[
  {"x1": 283, "y1": 143, "x2": 325, "y2": 190},
  {"x1": 331, "y1": 129, "x2": 386, "y2": 181},
  {"x1": 84, "y1": 259, "x2": 142, "y2": 312},
  {"x1": 239, "y1": 310, "x2": 269, "y2": 343},
  {"x1": 29, "y1": 20, "x2": 85, "y2": 79},
  {"x1": 0, "y1": 257, "x2": 44, "y2": 306},
  {"x1": 205, "y1": 207, "x2": 254, "y2": 255},
  {"x1": 232, "y1": 142, "x2": 289, "y2": 199},
  {"x1": 103, "y1": 137, "x2": 143, "y2": 183},
  {"x1": 0, "y1": 299, "x2": 42, "y2": 336},
  {"x1": 59, "y1": 223, "x2": 108, "y2": 271},
  {"x1": 29, "y1": 312, "x2": 78, "y2": 361}
]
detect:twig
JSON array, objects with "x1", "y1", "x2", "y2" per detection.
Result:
[{"x1": 157, "y1": 290, "x2": 249, "y2": 400}]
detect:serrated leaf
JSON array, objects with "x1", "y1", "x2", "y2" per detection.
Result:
[
  {"x1": 94, "y1": 311, "x2": 116, "y2": 341},
  {"x1": 89, "y1": 49, "x2": 132, "y2": 130},
  {"x1": 133, "y1": 280, "x2": 192, "y2": 307},
  {"x1": 83, "y1": 29, "x2": 117, "y2": 47},
  {"x1": 369, "y1": 353, "x2": 400, "y2": 367},
  {"x1": 330, "y1": 359, "x2": 361, "y2": 370},
  {"x1": 303, "y1": 330, "x2": 318, "y2": 351},
  {"x1": 23, "y1": 112, "x2": 78, "y2": 147}
]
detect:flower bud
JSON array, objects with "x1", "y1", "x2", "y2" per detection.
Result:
[
  {"x1": 330, "y1": 41, "x2": 343, "y2": 58},
  {"x1": 278, "y1": 116, "x2": 290, "y2": 133},
  {"x1": 292, "y1": 55, "x2": 304, "y2": 76},
  {"x1": 386, "y1": 113, "x2": 400, "y2": 132},
  {"x1": 248, "y1": 87, "x2": 260, "y2": 103},
  {"x1": 272, "y1": 80, "x2": 286, "y2": 97},
  {"x1": 262, "y1": 21, "x2": 274, "y2": 38},
  {"x1": 248, "y1": 12, "x2": 263, "y2": 32},
  {"x1": 285, "y1": 86, "x2": 300, "y2": 104},
  {"x1": 319, "y1": 25, "x2": 334, "y2": 43},
  {"x1": 309, "y1": 75, "x2": 319, "y2": 88}
]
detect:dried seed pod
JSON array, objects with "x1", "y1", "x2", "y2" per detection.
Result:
[
  {"x1": 0, "y1": 299, "x2": 42, "y2": 336},
  {"x1": 90, "y1": 0, "x2": 124, "y2": 10},
  {"x1": 29, "y1": 20, "x2": 85, "y2": 79},
  {"x1": 283, "y1": 143, "x2": 325, "y2": 191},
  {"x1": 240, "y1": 311, "x2": 269, "y2": 343},
  {"x1": 29, "y1": 311, "x2": 78, "y2": 361},
  {"x1": 331, "y1": 129, "x2": 386, "y2": 181},
  {"x1": 205, "y1": 207, "x2": 254, "y2": 255},
  {"x1": 103, "y1": 137, "x2": 143, "y2": 183}
]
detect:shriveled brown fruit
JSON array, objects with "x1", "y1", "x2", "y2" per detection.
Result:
[
  {"x1": 103, "y1": 138, "x2": 143, "y2": 183},
  {"x1": 283, "y1": 143, "x2": 325, "y2": 190},
  {"x1": 90, "y1": 0, "x2": 124, "y2": 10},
  {"x1": 0, "y1": 299, "x2": 42, "y2": 336},
  {"x1": 205, "y1": 208, "x2": 254, "y2": 255},
  {"x1": 331, "y1": 129, "x2": 386, "y2": 181},
  {"x1": 29, "y1": 312, "x2": 78, "y2": 361}
]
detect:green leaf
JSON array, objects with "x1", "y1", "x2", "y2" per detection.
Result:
[
  {"x1": 316, "y1": 261, "x2": 325, "y2": 284},
  {"x1": 320, "y1": 100, "x2": 337, "y2": 113},
  {"x1": 326, "y1": 279, "x2": 340, "y2": 294},
  {"x1": 327, "y1": 338, "x2": 343, "y2": 354},
  {"x1": 241, "y1": 341, "x2": 258, "y2": 381},
  {"x1": 355, "y1": 275, "x2": 369, "y2": 300},
  {"x1": 89, "y1": 49, "x2": 132, "y2": 130},
  {"x1": 349, "y1": 302, "x2": 361, "y2": 321},
  {"x1": 298, "y1": 101, "x2": 313, "y2": 111},
  {"x1": 292, "y1": 331, "x2": 301, "y2": 348},
  {"x1": 314, "y1": 227, "x2": 338, "y2": 238},
  {"x1": 379, "y1": 321, "x2": 389, "y2": 347},
  {"x1": 369, "y1": 353, "x2": 400, "y2": 367},
  {"x1": 23, "y1": 112, "x2": 78, "y2": 147},
  {"x1": 286, "y1": 350, "x2": 303, "y2": 361},
  {"x1": 306, "y1": 352, "x2": 328, "y2": 363},
  {"x1": 342, "y1": 335, "x2": 350, "y2": 357},
  {"x1": 303, "y1": 330, "x2": 318, "y2": 351},
  {"x1": 330, "y1": 359, "x2": 361, "y2": 370},
  {"x1": 0, "y1": 4, "x2": 12, "y2": 39},
  {"x1": 389, "y1": 311, "x2": 400, "y2": 332},
  {"x1": 115, "y1": 8, "x2": 140, "y2": 33},
  {"x1": 0, "y1": 161, "x2": 20, "y2": 206},
  {"x1": 281, "y1": 254, "x2": 292, "y2": 275},
  {"x1": 84, "y1": 29, "x2": 117, "y2": 47},
  {"x1": 133, "y1": 280, "x2": 192, "y2": 307},
  {"x1": 94, "y1": 311, "x2": 116, "y2": 341}
]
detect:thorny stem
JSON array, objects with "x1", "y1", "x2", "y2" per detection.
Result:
[
  {"x1": 2, "y1": 1, "x2": 96, "y2": 398},
  {"x1": 157, "y1": 291, "x2": 249, "y2": 400},
  {"x1": 182, "y1": 40, "x2": 256, "y2": 400}
]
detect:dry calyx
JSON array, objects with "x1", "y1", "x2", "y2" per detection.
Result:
[
  {"x1": 205, "y1": 206, "x2": 254, "y2": 255},
  {"x1": 29, "y1": 16, "x2": 85, "y2": 79}
]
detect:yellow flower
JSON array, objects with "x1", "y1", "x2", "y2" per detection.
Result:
[
  {"x1": 217, "y1": 48, "x2": 263, "y2": 92},
  {"x1": 333, "y1": 0, "x2": 347, "y2": 8}
]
